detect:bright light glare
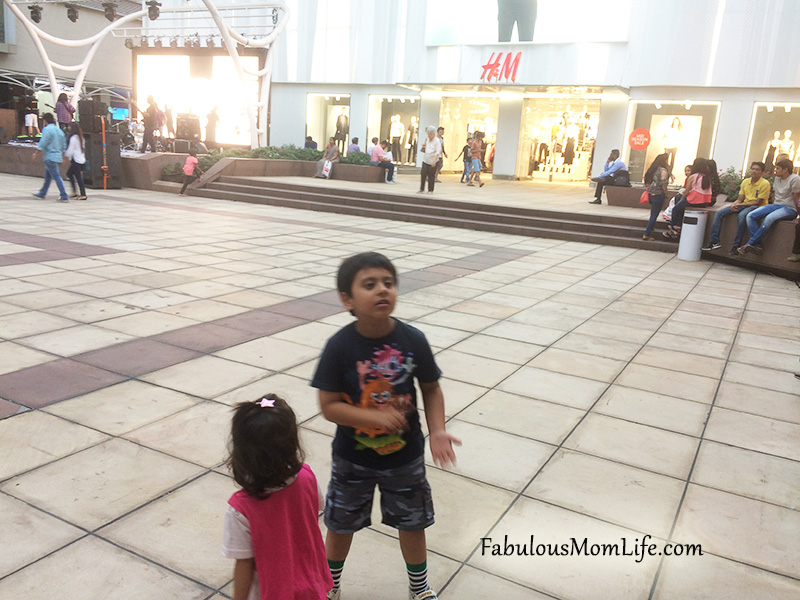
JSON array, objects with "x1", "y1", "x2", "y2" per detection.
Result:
[{"x1": 136, "y1": 54, "x2": 260, "y2": 146}]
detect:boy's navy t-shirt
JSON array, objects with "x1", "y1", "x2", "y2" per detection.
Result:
[{"x1": 311, "y1": 319, "x2": 441, "y2": 470}]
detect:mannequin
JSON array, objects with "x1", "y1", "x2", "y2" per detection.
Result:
[
  {"x1": 778, "y1": 130, "x2": 796, "y2": 161},
  {"x1": 389, "y1": 115, "x2": 405, "y2": 162},
  {"x1": 764, "y1": 130, "x2": 780, "y2": 171},
  {"x1": 334, "y1": 108, "x2": 349, "y2": 153},
  {"x1": 406, "y1": 116, "x2": 418, "y2": 163},
  {"x1": 663, "y1": 116, "x2": 682, "y2": 171}
]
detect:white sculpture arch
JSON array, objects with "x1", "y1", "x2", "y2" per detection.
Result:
[{"x1": 2, "y1": 1, "x2": 289, "y2": 148}]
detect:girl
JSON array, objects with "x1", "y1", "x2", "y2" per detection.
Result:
[
  {"x1": 179, "y1": 148, "x2": 203, "y2": 196},
  {"x1": 664, "y1": 157, "x2": 713, "y2": 239},
  {"x1": 642, "y1": 152, "x2": 671, "y2": 240},
  {"x1": 55, "y1": 92, "x2": 75, "y2": 134},
  {"x1": 65, "y1": 122, "x2": 87, "y2": 201},
  {"x1": 223, "y1": 394, "x2": 332, "y2": 600}
]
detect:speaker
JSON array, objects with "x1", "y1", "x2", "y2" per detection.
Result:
[
  {"x1": 175, "y1": 113, "x2": 201, "y2": 140},
  {"x1": 173, "y1": 139, "x2": 208, "y2": 154},
  {"x1": 83, "y1": 132, "x2": 122, "y2": 189},
  {"x1": 78, "y1": 99, "x2": 108, "y2": 133}
]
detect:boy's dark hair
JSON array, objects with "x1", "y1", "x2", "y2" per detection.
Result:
[
  {"x1": 42, "y1": 112, "x2": 55, "y2": 124},
  {"x1": 775, "y1": 158, "x2": 794, "y2": 172},
  {"x1": 337, "y1": 251, "x2": 397, "y2": 296},
  {"x1": 306, "y1": 136, "x2": 312, "y2": 141},
  {"x1": 227, "y1": 394, "x2": 304, "y2": 498},
  {"x1": 189, "y1": 148, "x2": 197, "y2": 157},
  {"x1": 750, "y1": 161, "x2": 765, "y2": 171}
]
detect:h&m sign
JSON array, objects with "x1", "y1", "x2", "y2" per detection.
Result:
[{"x1": 480, "y1": 52, "x2": 522, "y2": 83}]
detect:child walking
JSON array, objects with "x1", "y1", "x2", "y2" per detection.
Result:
[
  {"x1": 222, "y1": 394, "x2": 332, "y2": 600},
  {"x1": 312, "y1": 252, "x2": 461, "y2": 600},
  {"x1": 179, "y1": 148, "x2": 203, "y2": 196},
  {"x1": 65, "y1": 122, "x2": 87, "y2": 201}
]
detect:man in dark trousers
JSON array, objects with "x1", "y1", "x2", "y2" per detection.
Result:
[
  {"x1": 141, "y1": 95, "x2": 158, "y2": 153},
  {"x1": 589, "y1": 149, "x2": 627, "y2": 204}
]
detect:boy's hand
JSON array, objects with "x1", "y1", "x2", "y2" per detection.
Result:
[
  {"x1": 369, "y1": 408, "x2": 408, "y2": 434},
  {"x1": 429, "y1": 430, "x2": 461, "y2": 469}
]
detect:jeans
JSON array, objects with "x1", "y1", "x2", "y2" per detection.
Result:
[
  {"x1": 38, "y1": 160, "x2": 68, "y2": 200},
  {"x1": 179, "y1": 173, "x2": 197, "y2": 194},
  {"x1": 420, "y1": 162, "x2": 436, "y2": 192},
  {"x1": 709, "y1": 204, "x2": 757, "y2": 248},
  {"x1": 644, "y1": 193, "x2": 664, "y2": 236},
  {"x1": 461, "y1": 161, "x2": 470, "y2": 182},
  {"x1": 745, "y1": 204, "x2": 799, "y2": 247},
  {"x1": 66, "y1": 160, "x2": 86, "y2": 196}
]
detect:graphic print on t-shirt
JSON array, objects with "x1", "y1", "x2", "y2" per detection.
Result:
[{"x1": 353, "y1": 344, "x2": 415, "y2": 455}]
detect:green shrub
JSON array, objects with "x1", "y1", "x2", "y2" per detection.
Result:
[
  {"x1": 718, "y1": 166, "x2": 743, "y2": 202},
  {"x1": 341, "y1": 151, "x2": 371, "y2": 165},
  {"x1": 162, "y1": 161, "x2": 184, "y2": 176}
]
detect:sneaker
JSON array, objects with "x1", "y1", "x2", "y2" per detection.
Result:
[
  {"x1": 76, "y1": 195, "x2": 87, "y2": 201},
  {"x1": 787, "y1": 253, "x2": 800, "y2": 262},
  {"x1": 588, "y1": 199, "x2": 601, "y2": 204},
  {"x1": 729, "y1": 247, "x2": 740, "y2": 256},
  {"x1": 32, "y1": 193, "x2": 44, "y2": 199},
  {"x1": 57, "y1": 197, "x2": 69, "y2": 203},
  {"x1": 327, "y1": 588, "x2": 340, "y2": 600},
  {"x1": 795, "y1": 373, "x2": 800, "y2": 381},
  {"x1": 479, "y1": 182, "x2": 485, "y2": 188},
  {"x1": 386, "y1": 180, "x2": 396, "y2": 185},
  {"x1": 701, "y1": 241, "x2": 721, "y2": 251},
  {"x1": 410, "y1": 590, "x2": 438, "y2": 600}
]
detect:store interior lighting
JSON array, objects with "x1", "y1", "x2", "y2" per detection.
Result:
[
  {"x1": 785, "y1": 104, "x2": 792, "y2": 113},
  {"x1": 767, "y1": 104, "x2": 774, "y2": 112},
  {"x1": 685, "y1": 102, "x2": 692, "y2": 110},
  {"x1": 654, "y1": 102, "x2": 662, "y2": 109},
  {"x1": 102, "y1": 2, "x2": 116, "y2": 22},
  {"x1": 66, "y1": 3, "x2": 79, "y2": 22},
  {"x1": 29, "y1": 4, "x2": 42, "y2": 23}
]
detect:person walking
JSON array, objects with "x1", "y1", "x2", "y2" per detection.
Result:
[
  {"x1": 455, "y1": 137, "x2": 472, "y2": 183},
  {"x1": 31, "y1": 113, "x2": 68, "y2": 202},
  {"x1": 418, "y1": 126, "x2": 442, "y2": 194},
  {"x1": 434, "y1": 127, "x2": 448, "y2": 182},
  {"x1": 468, "y1": 132, "x2": 485, "y2": 187},
  {"x1": 64, "y1": 122, "x2": 87, "y2": 201}
]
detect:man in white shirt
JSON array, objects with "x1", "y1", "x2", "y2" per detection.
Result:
[{"x1": 419, "y1": 126, "x2": 442, "y2": 194}]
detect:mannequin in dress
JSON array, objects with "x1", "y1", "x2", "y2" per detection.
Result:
[
  {"x1": 764, "y1": 130, "x2": 780, "y2": 171},
  {"x1": 406, "y1": 116, "x2": 418, "y2": 164},
  {"x1": 389, "y1": 115, "x2": 405, "y2": 162},
  {"x1": 778, "y1": 130, "x2": 796, "y2": 161},
  {"x1": 662, "y1": 117, "x2": 682, "y2": 171}
]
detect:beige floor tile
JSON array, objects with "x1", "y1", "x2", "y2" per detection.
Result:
[
  {"x1": 667, "y1": 309, "x2": 741, "y2": 331},
  {"x1": 108, "y1": 289, "x2": 198, "y2": 309},
  {"x1": 525, "y1": 449, "x2": 684, "y2": 538},
  {"x1": 157, "y1": 298, "x2": 249, "y2": 321},
  {"x1": 0, "y1": 536, "x2": 209, "y2": 600},
  {"x1": 97, "y1": 311, "x2": 200, "y2": 336},
  {"x1": 433, "y1": 349, "x2": 521, "y2": 387},
  {"x1": 45, "y1": 380, "x2": 201, "y2": 435},
  {"x1": 271, "y1": 320, "x2": 342, "y2": 349},
  {"x1": 2, "y1": 438, "x2": 203, "y2": 529},
  {"x1": 594, "y1": 385, "x2": 710, "y2": 437},
  {"x1": 528, "y1": 347, "x2": 627, "y2": 382},
  {"x1": 572, "y1": 320, "x2": 654, "y2": 344},
  {"x1": 17, "y1": 325, "x2": 135, "y2": 357},
  {"x1": 124, "y1": 401, "x2": 233, "y2": 467},
  {"x1": 704, "y1": 407, "x2": 800, "y2": 461},
  {"x1": 426, "y1": 420, "x2": 554, "y2": 492},
  {"x1": 442, "y1": 566, "x2": 552, "y2": 599},
  {"x1": 497, "y1": 366, "x2": 609, "y2": 409},
  {"x1": 100, "y1": 472, "x2": 239, "y2": 589},
  {"x1": 722, "y1": 362, "x2": 800, "y2": 395},
  {"x1": 673, "y1": 484, "x2": 800, "y2": 578},
  {"x1": 0, "y1": 411, "x2": 107, "y2": 480},
  {"x1": 409, "y1": 322, "x2": 474, "y2": 348},
  {"x1": 633, "y1": 346, "x2": 726, "y2": 379},
  {"x1": 417, "y1": 309, "x2": 499, "y2": 333},
  {"x1": 447, "y1": 334, "x2": 545, "y2": 365},
  {"x1": 506, "y1": 308, "x2": 586, "y2": 331},
  {"x1": 564, "y1": 413, "x2": 699, "y2": 479},
  {"x1": 653, "y1": 552, "x2": 800, "y2": 600},
  {"x1": 43, "y1": 298, "x2": 142, "y2": 323},
  {"x1": 469, "y1": 497, "x2": 662, "y2": 600},
  {"x1": 0, "y1": 493, "x2": 84, "y2": 578},
  {"x1": 0, "y1": 310, "x2": 77, "y2": 339},
  {"x1": 735, "y1": 332, "x2": 800, "y2": 356},
  {"x1": 215, "y1": 336, "x2": 321, "y2": 371},
  {"x1": 163, "y1": 280, "x2": 244, "y2": 299},
  {"x1": 646, "y1": 331, "x2": 730, "y2": 359},
  {"x1": 729, "y1": 345, "x2": 799, "y2": 373},
  {"x1": 552, "y1": 331, "x2": 642, "y2": 361},
  {"x1": 615, "y1": 363, "x2": 718, "y2": 404},
  {"x1": 457, "y1": 389, "x2": 584, "y2": 445},
  {"x1": 715, "y1": 381, "x2": 800, "y2": 424},
  {"x1": 141, "y1": 355, "x2": 269, "y2": 398},
  {"x1": 2, "y1": 288, "x2": 87, "y2": 310},
  {"x1": 449, "y1": 298, "x2": 524, "y2": 319},
  {"x1": 482, "y1": 320, "x2": 567, "y2": 346},
  {"x1": 216, "y1": 372, "x2": 321, "y2": 423},
  {"x1": 0, "y1": 341, "x2": 57, "y2": 375},
  {"x1": 692, "y1": 441, "x2": 800, "y2": 509},
  {"x1": 215, "y1": 288, "x2": 294, "y2": 309},
  {"x1": 434, "y1": 377, "x2": 488, "y2": 416}
]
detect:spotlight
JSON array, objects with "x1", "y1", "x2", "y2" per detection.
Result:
[
  {"x1": 154, "y1": 38, "x2": 163, "y2": 47},
  {"x1": 66, "y1": 3, "x2": 78, "y2": 22},
  {"x1": 654, "y1": 102, "x2": 662, "y2": 109},
  {"x1": 102, "y1": 2, "x2": 116, "y2": 22},
  {"x1": 139, "y1": 37, "x2": 149, "y2": 47},
  {"x1": 124, "y1": 38, "x2": 134, "y2": 49},
  {"x1": 146, "y1": 0, "x2": 161, "y2": 21},
  {"x1": 29, "y1": 4, "x2": 42, "y2": 23},
  {"x1": 170, "y1": 36, "x2": 178, "y2": 48},
  {"x1": 184, "y1": 38, "x2": 192, "y2": 48},
  {"x1": 206, "y1": 36, "x2": 215, "y2": 47}
]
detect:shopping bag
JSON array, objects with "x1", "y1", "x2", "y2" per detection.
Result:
[
  {"x1": 662, "y1": 196, "x2": 676, "y2": 222},
  {"x1": 322, "y1": 160, "x2": 332, "y2": 178}
]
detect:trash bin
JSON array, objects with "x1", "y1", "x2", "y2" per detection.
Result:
[{"x1": 677, "y1": 210, "x2": 708, "y2": 261}]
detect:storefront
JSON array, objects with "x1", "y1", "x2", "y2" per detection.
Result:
[{"x1": 745, "y1": 103, "x2": 800, "y2": 172}]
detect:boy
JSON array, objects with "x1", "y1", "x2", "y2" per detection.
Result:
[{"x1": 312, "y1": 252, "x2": 460, "y2": 600}]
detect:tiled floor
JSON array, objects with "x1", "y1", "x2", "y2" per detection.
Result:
[{"x1": 0, "y1": 172, "x2": 799, "y2": 599}]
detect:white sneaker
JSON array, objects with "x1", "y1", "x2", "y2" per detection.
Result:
[
  {"x1": 386, "y1": 180, "x2": 396, "y2": 184},
  {"x1": 327, "y1": 588, "x2": 340, "y2": 600},
  {"x1": 410, "y1": 590, "x2": 438, "y2": 600}
]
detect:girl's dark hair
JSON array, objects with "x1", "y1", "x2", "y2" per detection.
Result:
[
  {"x1": 690, "y1": 157, "x2": 710, "y2": 190},
  {"x1": 69, "y1": 122, "x2": 84, "y2": 153},
  {"x1": 227, "y1": 394, "x2": 304, "y2": 498},
  {"x1": 57, "y1": 93, "x2": 68, "y2": 104},
  {"x1": 644, "y1": 152, "x2": 670, "y2": 185},
  {"x1": 707, "y1": 159, "x2": 721, "y2": 198}
]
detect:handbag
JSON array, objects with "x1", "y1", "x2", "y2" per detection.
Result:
[
  {"x1": 639, "y1": 189, "x2": 650, "y2": 204},
  {"x1": 322, "y1": 160, "x2": 332, "y2": 178}
]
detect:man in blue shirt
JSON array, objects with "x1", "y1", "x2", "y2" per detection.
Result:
[
  {"x1": 589, "y1": 148, "x2": 626, "y2": 204},
  {"x1": 305, "y1": 136, "x2": 318, "y2": 150},
  {"x1": 32, "y1": 113, "x2": 68, "y2": 202}
]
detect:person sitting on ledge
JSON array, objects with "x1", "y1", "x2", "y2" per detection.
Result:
[
  {"x1": 739, "y1": 158, "x2": 800, "y2": 255},
  {"x1": 370, "y1": 140, "x2": 396, "y2": 184},
  {"x1": 304, "y1": 136, "x2": 318, "y2": 150},
  {"x1": 347, "y1": 137, "x2": 361, "y2": 154},
  {"x1": 702, "y1": 161, "x2": 769, "y2": 256},
  {"x1": 588, "y1": 149, "x2": 627, "y2": 204},
  {"x1": 313, "y1": 137, "x2": 339, "y2": 178},
  {"x1": 663, "y1": 157, "x2": 714, "y2": 240}
]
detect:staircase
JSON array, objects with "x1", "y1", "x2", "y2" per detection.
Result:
[{"x1": 191, "y1": 176, "x2": 678, "y2": 252}]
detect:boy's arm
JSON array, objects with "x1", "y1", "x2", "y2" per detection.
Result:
[
  {"x1": 319, "y1": 390, "x2": 408, "y2": 432},
  {"x1": 232, "y1": 558, "x2": 255, "y2": 600},
  {"x1": 419, "y1": 381, "x2": 461, "y2": 469}
]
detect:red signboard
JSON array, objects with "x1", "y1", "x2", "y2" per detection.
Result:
[
  {"x1": 629, "y1": 128, "x2": 651, "y2": 150},
  {"x1": 480, "y1": 52, "x2": 521, "y2": 83}
]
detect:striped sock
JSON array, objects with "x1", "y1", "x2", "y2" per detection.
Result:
[
  {"x1": 406, "y1": 560, "x2": 429, "y2": 595},
  {"x1": 328, "y1": 559, "x2": 344, "y2": 590}
]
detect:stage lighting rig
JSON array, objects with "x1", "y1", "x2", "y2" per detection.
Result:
[
  {"x1": 154, "y1": 38, "x2": 163, "y2": 47},
  {"x1": 170, "y1": 37, "x2": 178, "y2": 48},
  {"x1": 102, "y1": 2, "x2": 116, "y2": 22},
  {"x1": 206, "y1": 36, "x2": 215, "y2": 47},
  {"x1": 29, "y1": 4, "x2": 42, "y2": 23},
  {"x1": 66, "y1": 3, "x2": 79, "y2": 22},
  {"x1": 124, "y1": 38, "x2": 134, "y2": 49},
  {"x1": 146, "y1": 0, "x2": 161, "y2": 21}
]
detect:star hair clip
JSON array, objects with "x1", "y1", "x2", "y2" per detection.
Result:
[{"x1": 258, "y1": 397, "x2": 275, "y2": 408}]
